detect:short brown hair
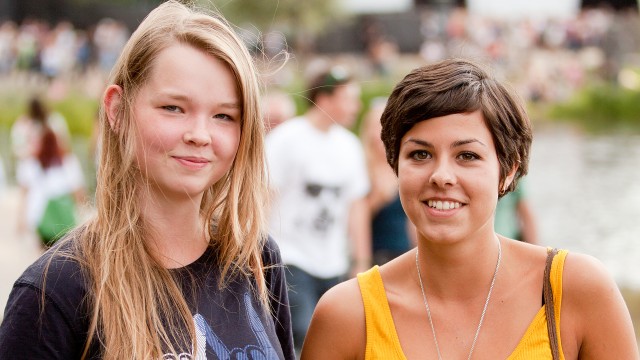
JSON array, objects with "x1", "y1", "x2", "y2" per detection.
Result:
[
  {"x1": 306, "y1": 65, "x2": 354, "y2": 104},
  {"x1": 380, "y1": 58, "x2": 532, "y2": 195}
]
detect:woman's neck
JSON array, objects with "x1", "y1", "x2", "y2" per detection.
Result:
[
  {"x1": 416, "y1": 232, "x2": 502, "y2": 299},
  {"x1": 139, "y1": 189, "x2": 210, "y2": 269}
]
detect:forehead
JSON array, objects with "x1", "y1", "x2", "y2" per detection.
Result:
[
  {"x1": 402, "y1": 110, "x2": 494, "y2": 146},
  {"x1": 140, "y1": 43, "x2": 239, "y2": 100},
  {"x1": 150, "y1": 44, "x2": 221, "y2": 77}
]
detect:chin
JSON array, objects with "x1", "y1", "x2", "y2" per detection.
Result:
[
  {"x1": 158, "y1": 181, "x2": 209, "y2": 199},
  {"x1": 419, "y1": 229, "x2": 465, "y2": 244}
]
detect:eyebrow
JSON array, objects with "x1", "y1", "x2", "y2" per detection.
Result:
[
  {"x1": 403, "y1": 138, "x2": 487, "y2": 148},
  {"x1": 161, "y1": 92, "x2": 241, "y2": 110},
  {"x1": 217, "y1": 102, "x2": 242, "y2": 110}
]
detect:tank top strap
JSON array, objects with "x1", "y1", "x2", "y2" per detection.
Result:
[
  {"x1": 357, "y1": 266, "x2": 407, "y2": 360},
  {"x1": 549, "y1": 249, "x2": 569, "y2": 358}
]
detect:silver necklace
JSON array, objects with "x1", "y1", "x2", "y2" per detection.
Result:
[{"x1": 415, "y1": 239, "x2": 502, "y2": 360}]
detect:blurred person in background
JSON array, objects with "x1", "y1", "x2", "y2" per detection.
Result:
[
  {"x1": 16, "y1": 117, "x2": 84, "y2": 248},
  {"x1": 495, "y1": 176, "x2": 538, "y2": 244},
  {"x1": 11, "y1": 96, "x2": 80, "y2": 246},
  {"x1": 93, "y1": 18, "x2": 129, "y2": 74},
  {"x1": 262, "y1": 89, "x2": 296, "y2": 132},
  {"x1": 361, "y1": 97, "x2": 415, "y2": 265},
  {"x1": 266, "y1": 66, "x2": 371, "y2": 350},
  {"x1": 10, "y1": 96, "x2": 70, "y2": 162}
]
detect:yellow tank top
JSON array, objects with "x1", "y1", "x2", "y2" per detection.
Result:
[{"x1": 356, "y1": 250, "x2": 568, "y2": 360}]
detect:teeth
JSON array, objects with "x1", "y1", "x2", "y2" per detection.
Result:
[{"x1": 427, "y1": 200, "x2": 461, "y2": 210}]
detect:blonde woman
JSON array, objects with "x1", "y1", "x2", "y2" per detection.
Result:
[
  {"x1": 302, "y1": 59, "x2": 638, "y2": 359},
  {"x1": 0, "y1": 2, "x2": 294, "y2": 359}
]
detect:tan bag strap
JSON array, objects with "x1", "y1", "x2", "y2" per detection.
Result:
[{"x1": 544, "y1": 248, "x2": 560, "y2": 360}]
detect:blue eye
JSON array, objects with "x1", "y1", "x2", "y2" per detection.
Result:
[{"x1": 410, "y1": 150, "x2": 430, "y2": 160}]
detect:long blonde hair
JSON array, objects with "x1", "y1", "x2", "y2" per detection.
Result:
[{"x1": 62, "y1": 1, "x2": 269, "y2": 358}]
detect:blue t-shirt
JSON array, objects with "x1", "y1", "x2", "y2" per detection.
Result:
[{"x1": 372, "y1": 195, "x2": 411, "y2": 254}]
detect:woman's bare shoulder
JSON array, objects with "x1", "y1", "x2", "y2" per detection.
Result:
[
  {"x1": 561, "y1": 252, "x2": 639, "y2": 359},
  {"x1": 301, "y1": 277, "x2": 366, "y2": 360}
]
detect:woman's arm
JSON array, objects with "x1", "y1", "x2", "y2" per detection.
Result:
[
  {"x1": 301, "y1": 279, "x2": 366, "y2": 360},
  {"x1": 263, "y1": 237, "x2": 296, "y2": 360},
  {"x1": 562, "y1": 253, "x2": 639, "y2": 359}
]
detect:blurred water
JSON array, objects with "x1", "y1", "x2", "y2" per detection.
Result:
[{"x1": 528, "y1": 125, "x2": 640, "y2": 290}]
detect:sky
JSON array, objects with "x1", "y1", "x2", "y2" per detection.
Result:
[
  {"x1": 342, "y1": 0, "x2": 413, "y2": 14},
  {"x1": 467, "y1": 0, "x2": 581, "y2": 19},
  {"x1": 343, "y1": 0, "x2": 581, "y2": 19}
]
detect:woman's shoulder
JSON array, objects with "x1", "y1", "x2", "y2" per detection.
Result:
[
  {"x1": 319, "y1": 277, "x2": 363, "y2": 311},
  {"x1": 302, "y1": 277, "x2": 365, "y2": 358},
  {"x1": 313, "y1": 277, "x2": 364, "y2": 332},
  {"x1": 561, "y1": 251, "x2": 619, "y2": 306},
  {"x1": 261, "y1": 235, "x2": 283, "y2": 267},
  {"x1": 1, "y1": 233, "x2": 93, "y2": 357},
  {"x1": 559, "y1": 251, "x2": 639, "y2": 358},
  {"x1": 15, "y1": 234, "x2": 87, "y2": 301}
]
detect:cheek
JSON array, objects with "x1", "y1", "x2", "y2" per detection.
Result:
[
  {"x1": 397, "y1": 177, "x2": 422, "y2": 225},
  {"x1": 136, "y1": 126, "x2": 171, "y2": 156},
  {"x1": 396, "y1": 166, "x2": 423, "y2": 198},
  {"x1": 471, "y1": 167, "x2": 501, "y2": 199},
  {"x1": 213, "y1": 126, "x2": 241, "y2": 159},
  {"x1": 132, "y1": 123, "x2": 175, "y2": 172}
]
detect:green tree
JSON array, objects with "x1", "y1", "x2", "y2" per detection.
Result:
[
  {"x1": 202, "y1": 0, "x2": 347, "y2": 56},
  {"x1": 71, "y1": 0, "x2": 349, "y2": 56}
]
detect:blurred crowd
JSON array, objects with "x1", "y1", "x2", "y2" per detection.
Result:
[
  {"x1": 415, "y1": 5, "x2": 639, "y2": 103},
  {"x1": 0, "y1": 6, "x2": 638, "y2": 104},
  {"x1": 0, "y1": 17, "x2": 129, "y2": 79}
]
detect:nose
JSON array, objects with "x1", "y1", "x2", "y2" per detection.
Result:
[
  {"x1": 429, "y1": 158, "x2": 455, "y2": 188},
  {"x1": 183, "y1": 115, "x2": 211, "y2": 146}
]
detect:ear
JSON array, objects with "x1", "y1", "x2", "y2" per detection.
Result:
[
  {"x1": 103, "y1": 85, "x2": 123, "y2": 133},
  {"x1": 501, "y1": 164, "x2": 519, "y2": 193}
]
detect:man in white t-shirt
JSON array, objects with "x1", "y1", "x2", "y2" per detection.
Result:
[{"x1": 266, "y1": 66, "x2": 371, "y2": 349}]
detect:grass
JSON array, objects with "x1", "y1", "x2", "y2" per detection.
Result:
[
  {"x1": 547, "y1": 82, "x2": 640, "y2": 134},
  {"x1": 0, "y1": 91, "x2": 98, "y2": 139},
  {"x1": 621, "y1": 287, "x2": 640, "y2": 345}
]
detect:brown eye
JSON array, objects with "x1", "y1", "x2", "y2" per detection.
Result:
[
  {"x1": 410, "y1": 150, "x2": 430, "y2": 161},
  {"x1": 458, "y1": 152, "x2": 479, "y2": 161}
]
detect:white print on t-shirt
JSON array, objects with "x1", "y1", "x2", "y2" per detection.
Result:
[
  {"x1": 295, "y1": 181, "x2": 343, "y2": 238},
  {"x1": 162, "y1": 292, "x2": 279, "y2": 360}
]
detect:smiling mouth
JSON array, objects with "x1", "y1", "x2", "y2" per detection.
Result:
[
  {"x1": 174, "y1": 156, "x2": 209, "y2": 163},
  {"x1": 173, "y1": 156, "x2": 211, "y2": 169},
  {"x1": 426, "y1": 200, "x2": 462, "y2": 210}
]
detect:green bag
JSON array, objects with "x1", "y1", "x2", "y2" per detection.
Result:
[{"x1": 37, "y1": 193, "x2": 76, "y2": 246}]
